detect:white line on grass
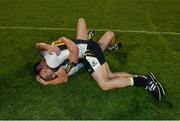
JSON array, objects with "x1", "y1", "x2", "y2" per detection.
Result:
[{"x1": 0, "y1": 26, "x2": 180, "y2": 35}]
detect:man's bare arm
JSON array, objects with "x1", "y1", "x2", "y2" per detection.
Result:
[
  {"x1": 36, "y1": 43, "x2": 60, "y2": 55},
  {"x1": 60, "y1": 37, "x2": 79, "y2": 64},
  {"x1": 36, "y1": 74, "x2": 68, "y2": 85},
  {"x1": 36, "y1": 43, "x2": 49, "y2": 51},
  {"x1": 36, "y1": 67, "x2": 68, "y2": 85}
]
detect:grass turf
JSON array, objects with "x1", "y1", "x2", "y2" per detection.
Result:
[{"x1": 0, "y1": 0, "x2": 180, "y2": 119}]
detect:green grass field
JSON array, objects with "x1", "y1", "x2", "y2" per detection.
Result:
[{"x1": 0, "y1": 0, "x2": 180, "y2": 119}]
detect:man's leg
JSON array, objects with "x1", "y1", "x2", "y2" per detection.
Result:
[
  {"x1": 76, "y1": 18, "x2": 118, "y2": 51},
  {"x1": 91, "y1": 62, "x2": 162, "y2": 100},
  {"x1": 97, "y1": 31, "x2": 116, "y2": 52},
  {"x1": 91, "y1": 62, "x2": 133, "y2": 90},
  {"x1": 76, "y1": 18, "x2": 88, "y2": 40},
  {"x1": 104, "y1": 62, "x2": 134, "y2": 78}
]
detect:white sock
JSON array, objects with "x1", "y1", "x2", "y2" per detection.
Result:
[{"x1": 129, "y1": 77, "x2": 134, "y2": 86}]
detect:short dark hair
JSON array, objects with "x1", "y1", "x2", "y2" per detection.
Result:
[
  {"x1": 34, "y1": 61, "x2": 56, "y2": 81},
  {"x1": 34, "y1": 62, "x2": 42, "y2": 75}
]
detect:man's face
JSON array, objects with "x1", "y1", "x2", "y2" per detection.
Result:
[{"x1": 39, "y1": 61, "x2": 56, "y2": 80}]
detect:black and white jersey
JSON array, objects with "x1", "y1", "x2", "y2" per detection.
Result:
[
  {"x1": 43, "y1": 39, "x2": 88, "y2": 69},
  {"x1": 43, "y1": 39, "x2": 106, "y2": 74}
]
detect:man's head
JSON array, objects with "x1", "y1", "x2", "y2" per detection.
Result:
[{"x1": 34, "y1": 61, "x2": 56, "y2": 81}]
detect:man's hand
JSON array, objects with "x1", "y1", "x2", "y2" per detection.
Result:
[{"x1": 36, "y1": 75, "x2": 48, "y2": 85}]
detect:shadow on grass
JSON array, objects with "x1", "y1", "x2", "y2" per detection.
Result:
[
  {"x1": 113, "y1": 43, "x2": 139, "y2": 65},
  {"x1": 12, "y1": 62, "x2": 36, "y2": 80}
]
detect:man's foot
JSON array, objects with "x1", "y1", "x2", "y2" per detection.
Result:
[
  {"x1": 107, "y1": 42, "x2": 123, "y2": 51},
  {"x1": 149, "y1": 72, "x2": 166, "y2": 96},
  {"x1": 88, "y1": 30, "x2": 95, "y2": 40},
  {"x1": 145, "y1": 75, "x2": 162, "y2": 101}
]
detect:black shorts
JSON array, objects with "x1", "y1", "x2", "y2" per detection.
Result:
[{"x1": 79, "y1": 40, "x2": 106, "y2": 74}]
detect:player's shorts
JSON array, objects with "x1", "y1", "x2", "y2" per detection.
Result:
[{"x1": 79, "y1": 40, "x2": 106, "y2": 74}]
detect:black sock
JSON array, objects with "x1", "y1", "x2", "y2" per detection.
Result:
[{"x1": 133, "y1": 76, "x2": 148, "y2": 87}]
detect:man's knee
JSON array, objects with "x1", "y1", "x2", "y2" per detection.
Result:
[
  {"x1": 78, "y1": 17, "x2": 85, "y2": 23},
  {"x1": 98, "y1": 81, "x2": 110, "y2": 91},
  {"x1": 106, "y1": 31, "x2": 115, "y2": 38}
]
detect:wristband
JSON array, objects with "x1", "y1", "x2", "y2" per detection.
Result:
[{"x1": 65, "y1": 62, "x2": 76, "y2": 73}]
